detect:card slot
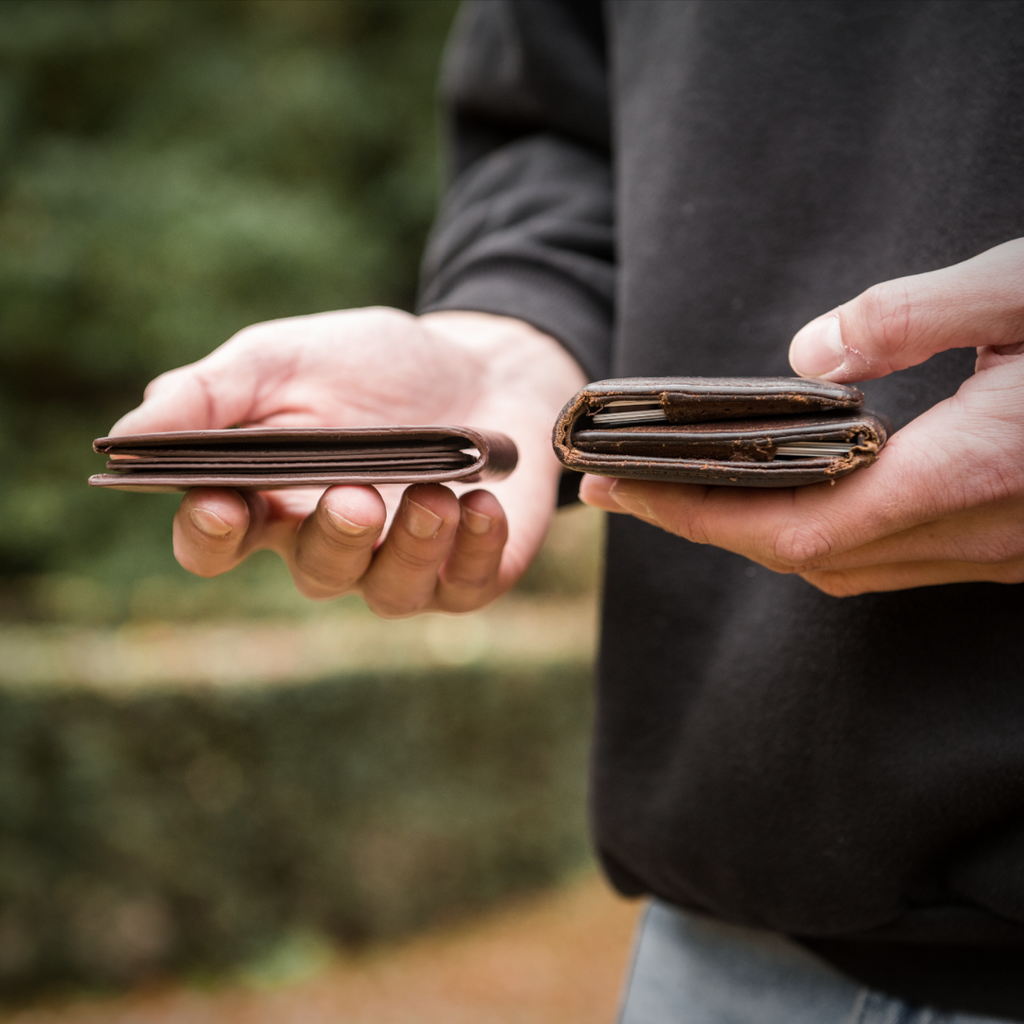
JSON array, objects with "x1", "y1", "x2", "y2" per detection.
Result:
[
  {"x1": 572, "y1": 418, "x2": 874, "y2": 462},
  {"x1": 576, "y1": 413, "x2": 867, "y2": 438},
  {"x1": 107, "y1": 461, "x2": 470, "y2": 477},
  {"x1": 580, "y1": 377, "x2": 864, "y2": 427},
  {"x1": 99, "y1": 436, "x2": 474, "y2": 455},
  {"x1": 108, "y1": 445, "x2": 473, "y2": 460},
  {"x1": 109, "y1": 454, "x2": 476, "y2": 472}
]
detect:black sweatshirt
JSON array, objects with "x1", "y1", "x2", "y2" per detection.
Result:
[{"x1": 418, "y1": 1, "x2": 1024, "y2": 1015}]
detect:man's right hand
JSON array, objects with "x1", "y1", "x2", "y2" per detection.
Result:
[
  {"x1": 111, "y1": 308, "x2": 586, "y2": 617},
  {"x1": 580, "y1": 239, "x2": 1024, "y2": 597}
]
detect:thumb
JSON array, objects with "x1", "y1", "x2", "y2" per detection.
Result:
[
  {"x1": 109, "y1": 350, "x2": 263, "y2": 436},
  {"x1": 110, "y1": 368, "x2": 223, "y2": 435},
  {"x1": 788, "y1": 238, "x2": 1024, "y2": 382},
  {"x1": 108, "y1": 322, "x2": 289, "y2": 436}
]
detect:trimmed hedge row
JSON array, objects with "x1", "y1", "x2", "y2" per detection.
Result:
[{"x1": 0, "y1": 664, "x2": 593, "y2": 994}]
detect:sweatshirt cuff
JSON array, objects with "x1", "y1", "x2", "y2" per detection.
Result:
[{"x1": 417, "y1": 262, "x2": 612, "y2": 382}]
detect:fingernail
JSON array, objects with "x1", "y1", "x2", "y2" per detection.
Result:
[
  {"x1": 325, "y1": 507, "x2": 374, "y2": 537},
  {"x1": 404, "y1": 498, "x2": 443, "y2": 540},
  {"x1": 789, "y1": 315, "x2": 846, "y2": 378},
  {"x1": 190, "y1": 506, "x2": 232, "y2": 538},
  {"x1": 461, "y1": 506, "x2": 493, "y2": 536},
  {"x1": 609, "y1": 481, "x2": 653, "y2": 519}
]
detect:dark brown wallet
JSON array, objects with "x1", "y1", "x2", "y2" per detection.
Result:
[
  {"x1": 553, "y1": 377, "x2": 889, "y2": 487},
  {"x1": 89, "y1": 426, "x2": 518, "y2": 493}
]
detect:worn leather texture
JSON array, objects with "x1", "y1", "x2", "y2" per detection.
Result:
[
  {"x1": 553, "y1": 377, "x2": 889, "y2": 487},
  {"x1": 90, "y1": 426, "x2": 518, "y2": 492}
]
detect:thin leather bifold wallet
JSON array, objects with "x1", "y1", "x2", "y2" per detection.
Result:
[
  {"x1": 89, "y1": 426, "x2": 518, "y2": 493},
  {"x1": 553, "y1": 377, "x2": 889, "y2": 487}
]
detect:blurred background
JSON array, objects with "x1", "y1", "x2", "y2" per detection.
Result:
[{"x1": 0, "y1": 1, "x2": 629, "y2": 1021}]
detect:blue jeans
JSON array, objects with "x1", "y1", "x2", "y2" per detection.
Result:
[{"x1": 619, "y1": 901, "x2": 1018, "y2": 1024}]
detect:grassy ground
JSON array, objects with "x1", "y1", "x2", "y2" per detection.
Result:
[{"x1": 0, "y1": 874, "x2": 640, "y2": 1024}]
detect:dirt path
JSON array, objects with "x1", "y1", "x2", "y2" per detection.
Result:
[{"x1": 3, "y1": 875, "x2": 641, "y2": 1024}]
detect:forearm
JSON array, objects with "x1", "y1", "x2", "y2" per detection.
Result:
[{"x1": 419, "y1": 0, "x2": 615, "y2": 383}]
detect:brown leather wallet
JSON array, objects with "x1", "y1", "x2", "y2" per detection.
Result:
[
  {"x1": 553, "y1": 377, "x2": 889, "y2": 487},
  {"x1": 90, "y1": 426, "x2": 518, "y2": 493}
]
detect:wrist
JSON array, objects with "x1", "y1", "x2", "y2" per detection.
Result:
[{"x1": 419, "y1": 310, "x2": 587, "y2": 409}]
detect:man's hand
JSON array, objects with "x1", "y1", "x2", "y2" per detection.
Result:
[
  {"x1": 580, "y1": 239, "x2": 1024, "y2": 596},
  {"x1": 112, "y1": 308, "x2": 586, "y2": 616}
]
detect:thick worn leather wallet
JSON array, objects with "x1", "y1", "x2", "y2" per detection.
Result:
[
  {"x1": 90, "y1": 426, "x2": 518, "y2": 493},
  {"x1": 553, "y1": 377, "x2": 889, "y2": 487}
]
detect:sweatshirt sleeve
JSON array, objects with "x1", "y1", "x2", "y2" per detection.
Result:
[{"x1": 417, "y1": 0, "x2": 614, "y2": 381}]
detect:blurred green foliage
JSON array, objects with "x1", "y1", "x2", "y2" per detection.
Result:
[
  {"x1": 0, "y1": 663, "x2": 593, "y2": 995},
  {"x1": 0, "y1": 0, "x2": 461, "y2": 619},
  {"x1": 0, "y1": 6, "x2": 607, "y2": 998},
  {"x1": 0, "y1": 4, "x2": 607, "y2": 1000}
]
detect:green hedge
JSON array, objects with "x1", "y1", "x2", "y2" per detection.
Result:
[{"x1": 0, "y1": 664, "x2": 593, "y2": 995}]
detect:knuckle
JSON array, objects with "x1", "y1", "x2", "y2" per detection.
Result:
[
  {"x1": 674, "y1": 509, "x2": 713, "y2": 547},
  {"x1": 142, "y1": 367, "x2": 180, "y2": 398},
  {"x1": 769, "y1": 521, "x2": 834, "y2": 568},
  {"x1": 801, "y1": 570, "x2": 862, "y2": 598},
  {"x1": 667, "y1": 489, "x2": 716, "y2": 545},
  {"x1": 292, "y1": 577, "x2": 348, "y2": 601},
  {"x1": 228, "y1": 320, "x2": 272, "y2": 347},
  {"x1": 858, "y1": 280, "x2": 916, "y2": 363},
  {"x1": 435, "y1": 590, "x2": 488, "y2": 614},
  {"x1": 313, "y1": 524, "x2": 377, "y2": 559},
  {"x1": 292, "y1": 551, "x2": 361, "y2": 592},
  {"x1": 363, "y1": 591, "x2": 425, "y2": 620},
  {"x1": 294, "y1": 524, "x2": 377, "y2": 592},
  {"x1": 173, "y1": 538, "x2": 239, "y2": 578},
  {"x1": 389, "y1": 544, "x2": 442, "y2": 574},
  {"x1": 963, "y1": 533, "x2": 1024, "y2": 566},
  {"x1": 441, "y1": 564, "x2": 492, "y2": 593},
  {"x1": 1008, "y1": 310, "x2": 1024, "y2": 347}
]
